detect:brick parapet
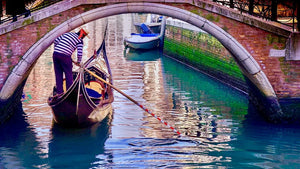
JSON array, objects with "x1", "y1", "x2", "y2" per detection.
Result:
[{"x1": 0, "y1": 4, "x2": 99, "y2": 90}]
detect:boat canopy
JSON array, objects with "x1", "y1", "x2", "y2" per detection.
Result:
[{"x1": 140, "y1": 23, "x2": 152, "y2": 34}]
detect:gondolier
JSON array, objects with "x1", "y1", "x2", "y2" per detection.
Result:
[
  {"x1": 52, "y1": 28, "x2": 89, "y2": 95},
  {"x1": 48, "y1": 37, "x2": 114, "y2": 127}
]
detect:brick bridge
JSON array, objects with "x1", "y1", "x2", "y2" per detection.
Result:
[{"x1": 0, "y1": 0, "x2": 299, "y2": 124}]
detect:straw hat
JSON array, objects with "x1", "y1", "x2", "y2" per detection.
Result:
[{"x1": 78, "y1": 28, "x2": 90, "y2": 39}]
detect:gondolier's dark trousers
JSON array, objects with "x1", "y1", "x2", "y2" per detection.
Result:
[{"x1": 53, "y1": 52, "x2": 73, "y2": 94}]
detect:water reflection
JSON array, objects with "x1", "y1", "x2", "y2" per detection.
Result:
[
  {"x1": 124, "y1": 48, "x2": 162, "y2": 61},
  {"x1": 0, "y1": 108, "x2": 48, "y2": 168},
  {"x1": 160, "y1": 56, "x2": 248, "y2": 139},
  {"x1": 48, "y1": 112, "x2": 113, "y2": 168},
  {"x1": 224, "y1": 106, "x2": 300, "y2": 168}
]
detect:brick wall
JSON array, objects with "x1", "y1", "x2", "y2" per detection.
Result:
[{"x1": 0, "y1": 5, "x2": 99, "y2": 90}]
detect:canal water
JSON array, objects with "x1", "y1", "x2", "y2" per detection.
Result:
[{"x1": 1, "y1": 14, "x2": 300, "y2": 168}]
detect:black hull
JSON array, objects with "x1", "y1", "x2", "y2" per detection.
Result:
[
  {"x1": 48, "y1": 68, "x2": 113, "y2": 127},
  {"x1": 48, "y1": 40, "x2": 113, "y2": 128}
]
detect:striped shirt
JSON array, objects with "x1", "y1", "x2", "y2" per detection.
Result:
[{"x1": 54, "y1": 32, "x2": 83, "y2": 62}]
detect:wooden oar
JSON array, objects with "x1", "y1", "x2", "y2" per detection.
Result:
[
  {"x1": 84, "y1": 68, "x2": 182, "y2": 136},
  {"x1": 72, "y1": 58, "x2": 181, "y2": 135},
  {"x1": 73, "y1": 62, "x2": 180, "y2": 136},
  {"x1": 73, "y1": 61, "x2": 205, "y2": 144}
]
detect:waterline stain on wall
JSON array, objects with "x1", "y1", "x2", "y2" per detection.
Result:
[{"x1": 164, "y1": 25, "x2": 247, "y2": 93}]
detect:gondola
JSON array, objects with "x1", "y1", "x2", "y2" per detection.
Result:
[{"x1": 48, "y1": 39, "x2": 113, "y2": 128}]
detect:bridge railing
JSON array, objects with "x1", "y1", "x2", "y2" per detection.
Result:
[
  {"x1": 1, "y1": 0, "x2": 297, "y2": 31},
  {"x1": 212, "y1": 0, "x2": 297, "y2": 31},
  {"x1": 0, "y1": 0, "x2": 62, "y2": 24}
]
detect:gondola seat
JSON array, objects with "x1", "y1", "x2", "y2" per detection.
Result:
[{"x1": 86, "y1": 88, "x2": 102, "y2": 99}]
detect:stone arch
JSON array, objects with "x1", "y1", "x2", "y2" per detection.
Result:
[{"x1": 0, "y1": 2, "x2": 276, "y2": 101}]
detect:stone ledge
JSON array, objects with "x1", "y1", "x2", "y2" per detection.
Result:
[{"x1": 286, "y1": 32, "x2": 300, "y2": 60}]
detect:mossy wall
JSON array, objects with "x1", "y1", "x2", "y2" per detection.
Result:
[{"x1": 163, "y1": 25, "x2": 247, "y2": 93}]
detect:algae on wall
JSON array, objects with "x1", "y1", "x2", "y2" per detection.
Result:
[{"x1": 164, "y1": 25, "x2": 247, "y2": 92}]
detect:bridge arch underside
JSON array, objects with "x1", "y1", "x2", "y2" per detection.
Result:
[{"x1": 1, "y1": 3, "x2": 285, "y2": 122}]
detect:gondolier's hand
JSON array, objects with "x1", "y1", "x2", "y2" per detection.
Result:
[
  {"x1": 93, "y1": 50, "x2": 97, "y2": 59},
  {"x1": 74, "y1": 61, "x2": 82, "y2": 67}
]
